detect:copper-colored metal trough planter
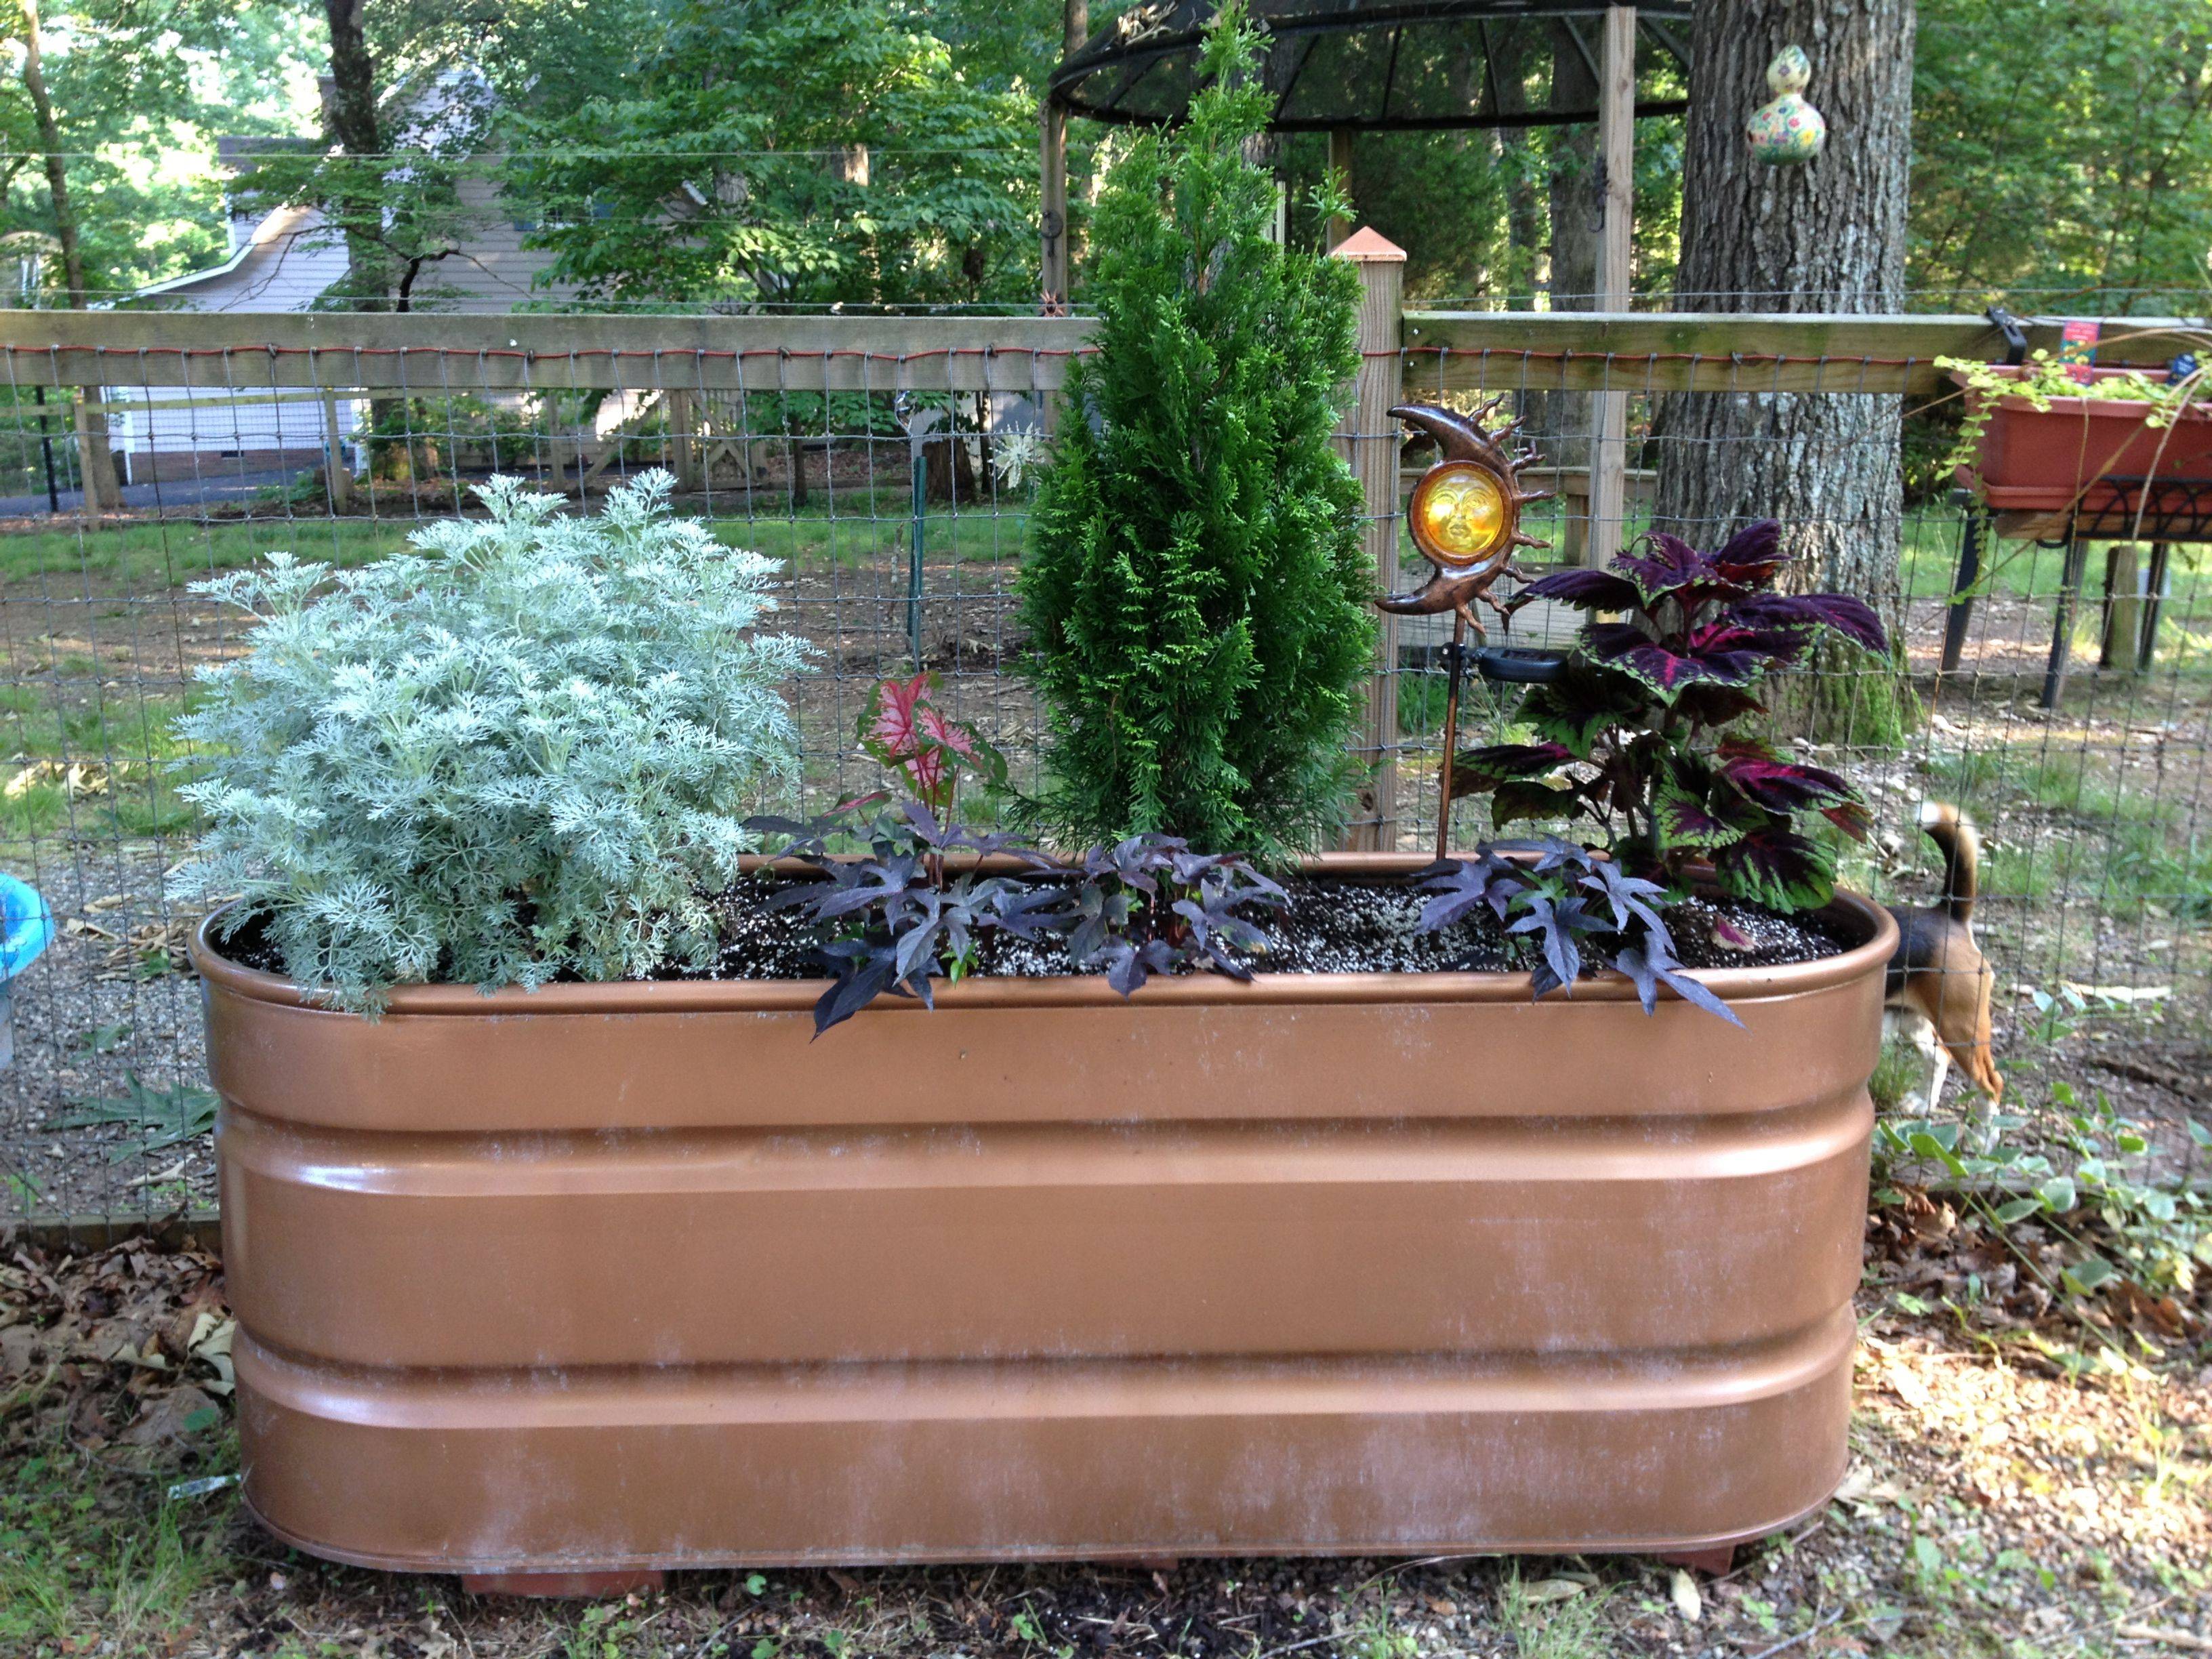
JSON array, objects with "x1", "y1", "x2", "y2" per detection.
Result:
[{"x1": 198, "y1": 854, "x2": 1895, "y2": 1580}]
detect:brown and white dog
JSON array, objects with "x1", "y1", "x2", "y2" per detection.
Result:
[{"x1": 1884, "y1": 801, "x2": 2003, "y2": 1122}]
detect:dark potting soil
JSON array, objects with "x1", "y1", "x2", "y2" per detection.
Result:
[
  {"x1": 693, "y1": 872, "x2": 1849, "y2": 983},
  {"x1": 211, "y1": 874, "x2": 1850, "y2": 987}
]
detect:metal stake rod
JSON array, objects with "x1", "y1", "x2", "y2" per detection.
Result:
[
  {"x1": 908, "y1": 449, "x2": 927, "y2": 668},
  {"x1": 1435, "y1": 612, "x2": 1467, "y2": 860}
]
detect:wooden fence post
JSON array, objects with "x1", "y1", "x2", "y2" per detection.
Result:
[
  {"x1": 1333, "y1": 227, "x2": 1406, "y2": 852},
  {"x1": 322, "y1": 393, "x2": 352, "y2": 512},
  {"x1": 2100, "y1": 541, "x2": 2144, "y2": 672},
  {"x1": 1586, "y1": 2, "x2": 1636, "y2": 567},
  {"x1": 72, "y1": 386, "x2": 108, "y2": 514},
  {"x1": 664, "y1": 388, "x2": 702, "y2": 492}
]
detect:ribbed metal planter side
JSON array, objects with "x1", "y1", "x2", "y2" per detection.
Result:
[{"x1": 199, "y1": 859, "x2": 1894, "y2": 1574}]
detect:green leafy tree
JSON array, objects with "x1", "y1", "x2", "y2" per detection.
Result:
[
  {"x1": 1912, "y1": 0, "x2": 2212, "y2": 310},
  {"x1": 228, "y1": 0, "x2": 630, "y2": 312},
  {"x1": 1017, "y1": 4, "x2": 1374, "y2": 858},
  {"x1": 507, "y1": 0, "x2": 1036, "y2": 307}
]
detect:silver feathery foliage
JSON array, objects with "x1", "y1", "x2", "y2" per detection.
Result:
[{"x1": 171, "y1": 471, "x2": 810, "y2": 1012}]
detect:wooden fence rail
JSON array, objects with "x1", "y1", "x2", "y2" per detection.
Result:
[{"x1": 0, "y1": 306, "x2": 2196, "y2": 395}]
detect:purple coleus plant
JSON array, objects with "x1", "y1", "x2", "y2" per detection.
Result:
[{"x1": 1459, "y1": 520, "x2": 1887, "y2": 912}]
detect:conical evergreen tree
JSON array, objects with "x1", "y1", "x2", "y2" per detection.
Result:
[{"x1": 1018, "y1": 4, "x2": 1374, "y2": 858}]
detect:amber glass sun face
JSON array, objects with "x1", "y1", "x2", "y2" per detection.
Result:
[{"x1": 1409, "y1": 461, "x2": 1511, "y2": 569}]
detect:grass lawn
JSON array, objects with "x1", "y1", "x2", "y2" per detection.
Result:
[{"x1": 0, "y1": 504, "x2": 1030, "y2": 590}]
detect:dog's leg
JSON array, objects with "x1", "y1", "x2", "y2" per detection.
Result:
[{"x1": 1925, "y1": 1045, "x2": 1951, "y2": 1114}]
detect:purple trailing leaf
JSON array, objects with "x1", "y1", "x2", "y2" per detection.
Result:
[
  {"x1": 1610, "y1": 941, "x2": 1744, "y2": 1027},
  {"x1": 1732, "y1": 591, "x2": 1889, "y2": 656},
  {"x1": 1578, "y1": 861, "x2": 1671, "y2": 937},
  {"x1": 1714, "y1": 827, "x2": 1836, "y2": 913},
  {"x1": 1507, "y1": 890, "x2": 1591, "y2": 998}
]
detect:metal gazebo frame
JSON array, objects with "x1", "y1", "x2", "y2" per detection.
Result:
[{"x1": 1038, "y1": 0, "x2": 1694, "y2": 567}]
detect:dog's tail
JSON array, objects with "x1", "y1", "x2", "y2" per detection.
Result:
[{"x1": 1919, "y1": 800, "x2": 1980, "y2": 924}]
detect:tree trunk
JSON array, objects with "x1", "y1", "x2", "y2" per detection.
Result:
[
  {"x1": 323, "y1": 0, "x2": 408, "y2": 480},
  {"x1": 322, "y1": 0, "x2": 388, "y2": 304},
  {"x1": 1652, "y1": 0, "x2": 1916, "y2": 739},
  {"x1": 21, "y1": 0, "x2": 119, "y2": 512},
  {"x1": 1538, "y1": 22, "x2": 1602, "y2": 476}
]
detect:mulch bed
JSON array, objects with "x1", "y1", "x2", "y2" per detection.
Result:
[{"x1": 3, "y1": 1207, "x2": 2205, "y2": 1658}]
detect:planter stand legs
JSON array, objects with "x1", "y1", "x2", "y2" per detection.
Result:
[
  {"x1": 1658, "y1": 1544, "x2": 1737, "y2": 1576},
  {"x1": 1940, "y1": 495, "x2": 1984, "y2": 676},
  {"x1": 2039, "y1": 536, "x2": 2091, "y2": 711}
]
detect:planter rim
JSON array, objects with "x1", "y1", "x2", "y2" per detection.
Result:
[
  {"x1": 1948, "y1": 363, "x2": 2212, "y2": 423},
  {"x1": 190, "y1": 851, "x2": 1898, "y2": 1017}
]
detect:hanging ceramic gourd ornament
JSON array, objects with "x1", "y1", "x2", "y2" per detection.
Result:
[{"x1": 1746, "y1": 45, "x2": 1826, "y2": 166}]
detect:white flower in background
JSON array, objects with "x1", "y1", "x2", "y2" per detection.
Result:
[{"x1": 990, "y1": 430, "x2": 1045, "y2": 491}]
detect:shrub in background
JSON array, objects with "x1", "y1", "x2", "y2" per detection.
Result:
[
  {"x1": 1017, "y1": 2, "x2": 1374, "y2": 858},
  {"x1": 171, "y1": 472, "x2": 808, "y2": 1010}
]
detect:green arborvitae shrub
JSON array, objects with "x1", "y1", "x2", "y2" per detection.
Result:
[
  {"x1": 171, "y1": 472, "x2": 808, "y2": 1011},
  {"x1": 1018, "y1": 3, "x2": 1375, "y2": 857}
]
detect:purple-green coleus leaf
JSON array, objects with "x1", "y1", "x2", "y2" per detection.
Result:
[
  {"x1": 1714, "y1": 739, "x2": 1868, "y2": 840},
  {"x1": 1652, "y1": 771, "x2": 1761, "y2": 851},
  {"x1": 1490, "y1": 777, "x2": 1586, "y2": 827},
  {"x1": 1515, "y1": 565, "x2": 1644, "y2": 613},
  {"x1": 1522, "y1": 520, "x2": 1790, "y2": 617},
  {"x1": 1450, "y1": 741, "x2": 1574, "y2": 790},
  {"x1": 1518, "y1": 668, "x2": 1649, "y2": 758},
  {"x1": 1731, "y1": 591, "x2": 1889, "y2": 657},
  {"x1": 1669, "y1": 681, "x2": 1767, "y2": 728},
  {"x1": 1714, "y1": 827, "x2": 1837, "y2": 912},
  {"x1": 1585, "y1": 620, "x2": 1802, "y2": 699},
  {"x1": 1706, "y1": 520, "x2": 1788, "y2": 589},
  {"x1": 1450, "y1": 744, "x2": 1581, "y2": 808}
]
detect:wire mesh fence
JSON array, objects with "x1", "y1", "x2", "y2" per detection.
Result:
[{"x1": 0, "y1": 306, "x2": 2204, "y2": 1229}]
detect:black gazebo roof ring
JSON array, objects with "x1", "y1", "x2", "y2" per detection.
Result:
[{"x1": 1049, "y1": 1, "x2": 1694, "y2": 134}]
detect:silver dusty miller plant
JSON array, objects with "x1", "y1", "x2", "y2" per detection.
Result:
[{"x1": 171, "y1": 472, "x2": 809, "y2": 1011}]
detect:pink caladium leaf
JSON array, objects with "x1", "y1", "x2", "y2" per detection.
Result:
[{"x1": 856, "y1": 673, "x2": 1006, "y2": 815}]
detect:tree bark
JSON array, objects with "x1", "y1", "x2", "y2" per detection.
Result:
[
  {"x1": 1654, "y1": 2, "x2": 1914, "y2": 599},
  {"x1": 1652, "y1": 0, "x2": 1916, "y2": 738},
  {"x1": 323, "y1": 0, "x2": 392, "y2": 307},
  {"x1": 21, "y1": 0, "x2": 119, "y2": 512},
  {"x1": 1538, "y1": 22, "x2": 1602, "y2": 474}
]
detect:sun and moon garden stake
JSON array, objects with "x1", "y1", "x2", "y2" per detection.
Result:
[{"x1": 1376, "y1": 401, "x2": 1553, "y2": 859}]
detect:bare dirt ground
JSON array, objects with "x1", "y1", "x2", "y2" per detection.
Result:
[{"x1": 1, "y1": 1218, "x2": 2205, "y2": 1659}]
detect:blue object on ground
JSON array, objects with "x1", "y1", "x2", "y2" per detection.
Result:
[
  {"x1": 0, "y1": 872, "x2": 54, "y2": 1071},
  {"x1": 0, "y1": 872, "x2": 54, "y2": 982}
]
